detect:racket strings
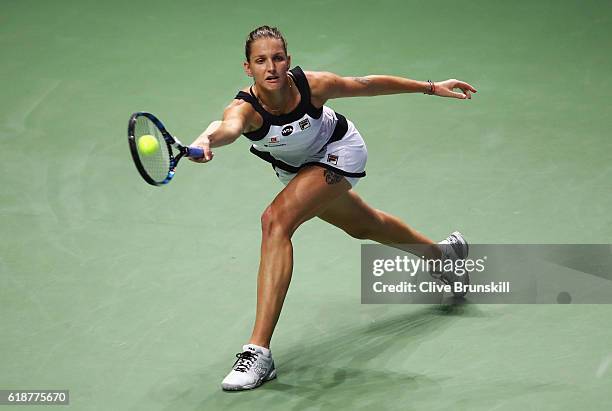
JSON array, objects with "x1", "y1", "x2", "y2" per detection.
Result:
[{"x1": 134, "y1": 116, "x2": 172, "y2": 182}]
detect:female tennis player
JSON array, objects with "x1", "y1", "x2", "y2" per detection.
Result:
[{"x1": 190, "y1": 26, "x2": 477, "y2": 391}]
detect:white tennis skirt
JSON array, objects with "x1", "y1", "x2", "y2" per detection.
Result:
[{"x1": 273, "y1": 119, "x2": 368, "y2": 187}]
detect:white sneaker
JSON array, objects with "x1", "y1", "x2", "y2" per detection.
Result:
[
  {"x1": 221, "y1": 344, "x2": 277, "y2": 391},
  {"x1": 434, "y1": 231, "x2": 470, "y2": 297}
]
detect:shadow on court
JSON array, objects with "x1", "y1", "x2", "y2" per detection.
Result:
[
  {"x1": 155, "y1": 304, "x2": 570, "y2": 410},
  {"x1": 260, "y1": 305, "x2": 477, "y2": 403}
]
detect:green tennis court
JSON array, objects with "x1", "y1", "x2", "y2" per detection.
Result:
[{"x1": 1, "y1": 0, "x2": 611, "y2": 409}]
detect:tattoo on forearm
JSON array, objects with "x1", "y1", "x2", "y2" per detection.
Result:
[
  {"x1": 324, "y1": 169, "x2": 343, "y2": 184},
  {"x1": 351, "y1": 76, "x2": 370, "y2": 86}
]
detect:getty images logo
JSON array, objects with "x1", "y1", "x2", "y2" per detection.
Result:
[{"x1": 281, "y1": 125, "x2": 293, "y2": 136}]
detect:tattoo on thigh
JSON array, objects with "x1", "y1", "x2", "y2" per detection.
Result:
[{"x1": 324, "y1": 169, "x2": 343, "y2": 185}]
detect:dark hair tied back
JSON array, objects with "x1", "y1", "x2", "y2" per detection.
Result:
[{"x1": 245, "y1": 25, "x2": 287, "y2": 61}]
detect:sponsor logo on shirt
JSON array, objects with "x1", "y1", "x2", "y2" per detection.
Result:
[
  {"x1": 327, "y1": 154, "x2": 339, "y2": 165},
  {"x1": 264, "y1": 136, "x2": 286, "y2": 148},
  {"x1": 299, "y1": 118, "x2": 311, "y2": 130},
  {"x1": 281, "y1": 125, "x2": 294, "y2": 136}
]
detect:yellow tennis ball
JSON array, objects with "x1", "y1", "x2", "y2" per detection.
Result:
[{"x1": 138, "y1": 134, "x2": 160, "y2": 155}]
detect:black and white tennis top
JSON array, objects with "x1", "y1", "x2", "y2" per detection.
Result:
[{"x1": 235, "y1": 66, "x2": 349, "y2": 173}]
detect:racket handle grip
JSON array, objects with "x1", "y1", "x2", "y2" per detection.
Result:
[{"x1": 187, "y1": 146, "x2": 205, "y2": 159}]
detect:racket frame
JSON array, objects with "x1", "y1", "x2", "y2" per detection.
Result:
[{"x1": 128, "y1": 111, "x2": 195, "y2": 186}]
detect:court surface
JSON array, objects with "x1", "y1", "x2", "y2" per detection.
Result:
[{"x1": 1, "y1": 0, "x2": 611, "y2": 409}]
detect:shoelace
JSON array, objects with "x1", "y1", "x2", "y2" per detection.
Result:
[
  {"x1": 430, "y1": 235, "x2": 464, "y2": 280},
  {"x1": 446, "y1": 234, "x2": 464, "y2": 259},
  {"x1": 436, "y1": 235, "x2": 463, "y2": 283},
  {"x1": 232, "y1": 351, "x2": 258, "y2": 373}
]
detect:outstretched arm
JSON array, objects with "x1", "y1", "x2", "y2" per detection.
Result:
[
  {"x1": 309, "y1": 71, "x2": 477, "y2": 103},
  {"x1": 189, "y1": 100, "x2": 250, "y2": 163}
]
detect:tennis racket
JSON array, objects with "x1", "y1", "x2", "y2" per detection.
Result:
[{"x1": 127, "y1": 111, "x2": 204, "y2": 186}]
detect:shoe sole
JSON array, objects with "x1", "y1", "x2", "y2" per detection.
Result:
[
  {"x1": 452, "y1": 271, "x2": 470, "y2": 298},
  {"x1": 222, "y1": 369, "x2": 277, "y2": 391}
]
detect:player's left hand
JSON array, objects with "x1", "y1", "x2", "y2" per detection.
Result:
[{"x1": 435, "y1": 79, "x2": 477, "y2": 99}]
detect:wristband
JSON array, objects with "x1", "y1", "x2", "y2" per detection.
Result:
[{"x1": 424, "y1": 80, "x2": 436, "y2": 95}]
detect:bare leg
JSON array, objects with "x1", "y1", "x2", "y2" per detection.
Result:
[
  {"x1": 317, "y1": 190, "x2": 443, "y2": 260},
  {"x1": 248, "y1": 168, "x2": 351, "y2": 348}
]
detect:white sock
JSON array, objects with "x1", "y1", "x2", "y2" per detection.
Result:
[{"x1": 244, "y1": 343, "x2": 271, "y2": 356}]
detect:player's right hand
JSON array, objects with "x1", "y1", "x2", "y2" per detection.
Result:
[{"x1": 189, "y1": 137, "x2": 214, "y2": 163}]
